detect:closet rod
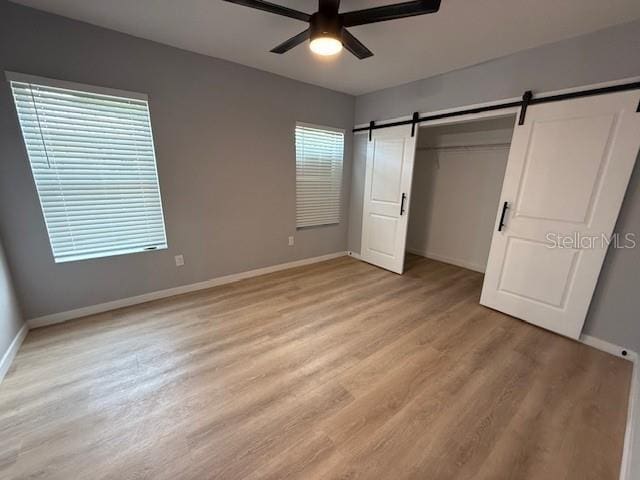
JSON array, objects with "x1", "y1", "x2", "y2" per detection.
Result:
[
  {"x1": 417, "y1": 142, "x2": 511, "y2": 151},
  {"x1": 353, "y1": 80, "x2": 640, "y2": 134}
]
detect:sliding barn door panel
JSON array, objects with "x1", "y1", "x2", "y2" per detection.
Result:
[
  {"x1": 481, "y1": 90, "x2": 640, "y2": 339},
  {"x1": 371, "y1": 139, "x2": 406, "y2": 202},
  {"x1": 516, "y1": 114, "x2": 617, "y2": 223},
  {"x1": 361, "y1": 125, "x2": 417, "y2": 274}
]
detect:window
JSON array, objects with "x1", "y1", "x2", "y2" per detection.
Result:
[
  {"x1": 8, "y1": 73, "x2": 167, "y2": 263},
  {"x1": 295, "y1": 123, "x2": 344, "y2": 228}
]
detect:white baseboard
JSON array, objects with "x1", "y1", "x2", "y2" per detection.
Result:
[
  {"x1": 0, "y1": 323, "x2": 28, "y2": 384},
  {"x1": 405, "y1": 247, "x2": 486, "y2": 273},
  {"x1": 27, "y1": 251, "x2": 347, "y2": 329},
  {"x1": 347, "y1": 250, "x2": 362, "y2": 260},
  {"x1": 579, "y1": 334, "x2": 637, "y2": 362}
]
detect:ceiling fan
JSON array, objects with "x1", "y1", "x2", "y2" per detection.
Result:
[{"x1": 222, "y1": 0, "x2": 441, "y2": 59}]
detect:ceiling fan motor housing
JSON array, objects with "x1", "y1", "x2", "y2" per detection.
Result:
[{"x1": 310, "y1": 11, "x2": 343, "y2": 42}]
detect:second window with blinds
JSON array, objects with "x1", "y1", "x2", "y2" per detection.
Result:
[
  {"x1": 8, "y1": 73, "x2": 167, "y2": 263},
  {"x1": 295, "y1": 123, "x2": 344, "y2": 228}
]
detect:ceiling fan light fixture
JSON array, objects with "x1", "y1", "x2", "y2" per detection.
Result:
[
  {"x1": 309, "y1": 36, "x2": 342, "y2": 56},
  {"x1": 308, "y1": 10, "x2": 343, "y2": 56}
]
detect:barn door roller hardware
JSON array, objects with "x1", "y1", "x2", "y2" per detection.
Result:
[
  {"x1": 411, "y1": 112, "x2": 419, "y2": 137},
  {"x1": 353, "y1": 81, "x2": 640, "y2": 134},
  {"x1": 518, "y1": 90, "x2": 533, "y2": 126}
]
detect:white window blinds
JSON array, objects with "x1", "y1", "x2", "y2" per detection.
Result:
[
  {"x1": 295, "y1": 123, "x2": 344, "y2": 228},
  {"x1": 8, "y1": 74, "x2": 167, "y2": 263}
]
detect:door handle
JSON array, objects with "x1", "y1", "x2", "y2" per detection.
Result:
[
  {"x1": 400, "y1": 193, "x2": 407, "y2": 215},
  {"x1": 498, "y1": 201, "x2": 509, "y2": 231}
]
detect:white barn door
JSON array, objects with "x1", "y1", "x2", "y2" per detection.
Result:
[
  {"x1": 481, "y1": 90, "x2": 640, "y2": 339},
  {"x1": 361, "y1": 125, "x2": 417, "y2": 274}
]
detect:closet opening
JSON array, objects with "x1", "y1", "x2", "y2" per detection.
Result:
[{"x1": 405, "y1": 115, "x2": 516, "y2": 273}]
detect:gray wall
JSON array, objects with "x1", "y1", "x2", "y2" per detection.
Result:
[
  {"x1": 348, "y1": 19, "x2": 640, "y2": 352},
  {"x1": 0, "y1": 237, "x2": 23, "y2": 364},
  {"x1": 0, "y1": 1, "x2": 354, "y2": 319},
  {"x1": 588, "y1": 160, "x2": 640, "y2": 351},
  {"x1": 355, "y1": 20, "x2": 640, "y2": 124}
]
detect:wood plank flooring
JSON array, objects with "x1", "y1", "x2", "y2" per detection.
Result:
[{"x1": 0, "y1": 254, "x2": 632, "y2": 479}]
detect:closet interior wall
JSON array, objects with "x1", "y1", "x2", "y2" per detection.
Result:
[{"x1": 407, "y1": 117, "x2": 515, "y2": 272}]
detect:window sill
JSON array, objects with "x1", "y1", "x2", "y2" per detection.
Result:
[
  {"x1": 296, "y1": 222, "x2": 340, "y2": 231},
  {"x1": 54, "y1": 244, "x2": 168, "y2": 264}
]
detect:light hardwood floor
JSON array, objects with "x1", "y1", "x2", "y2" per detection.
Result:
[{"x1": 0, "y1": 255, "x2": 632, "y2": 480}]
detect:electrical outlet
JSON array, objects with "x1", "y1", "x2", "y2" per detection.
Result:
[
  {"x1": 174, "y1": 254, "x2": 184, "y2": 267},
  {"x1": 288, "y1": 236, "x2": 295, "y2": 246}
]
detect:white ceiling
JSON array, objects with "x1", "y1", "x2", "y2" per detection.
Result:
[{"x1": 11, "y1": 0, "x2": 640, "y2": 95}]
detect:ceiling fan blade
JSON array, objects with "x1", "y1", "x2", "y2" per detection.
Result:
[
  {"x1": 341, "y1": 29, "x2": 373, "y2": 59},
  {"x1": 222, "y1": 0, "x2": 310, "y2": 22},
  {"x1": 270, "y1": 29, "x2": 310, "y2": 54},
  {"x1": 341, "y1": 0, "x2": 440, "y2": 27},
  {"x1": 318, "y1": 0, "x2": 340, "y2": 15}
]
